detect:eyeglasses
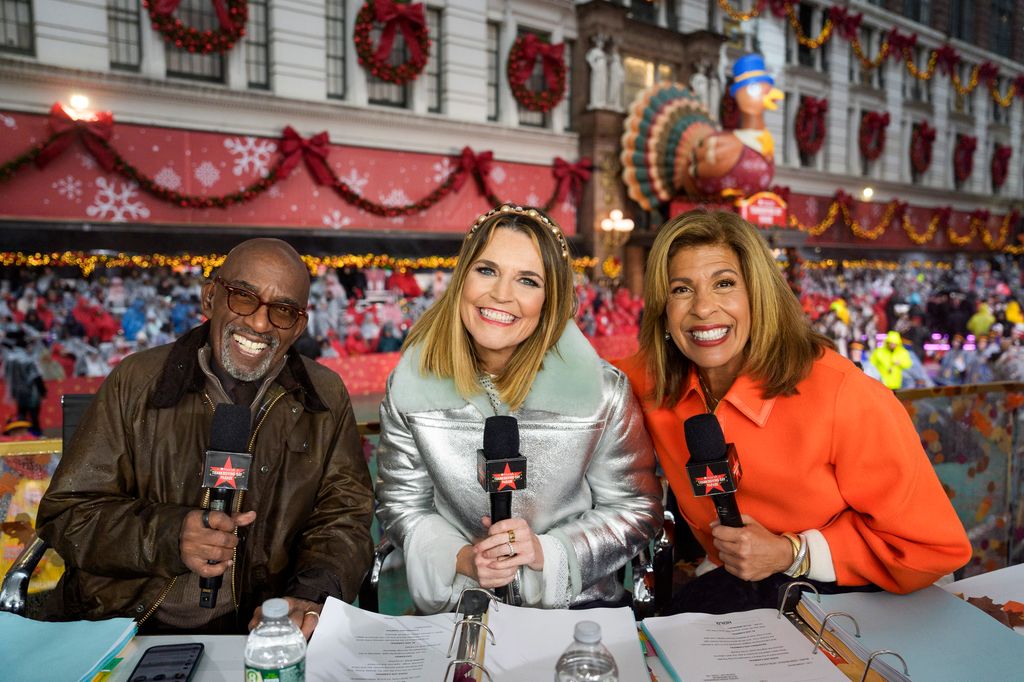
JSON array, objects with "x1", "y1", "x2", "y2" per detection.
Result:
[{"x1": 213, "y1": 277, "x2": 307, "y2": 330}]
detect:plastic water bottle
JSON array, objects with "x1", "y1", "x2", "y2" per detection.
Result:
[
  {"x1": 554, "y1": 620, "x2": 619, "y2": 682},
  {"x1": 244, "y1": 598, "x2": 307, "y2": 682}
]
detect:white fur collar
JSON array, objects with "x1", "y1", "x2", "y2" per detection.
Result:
[{"x1": 389, "y1": 323, "x2": 605, "y2": 417}]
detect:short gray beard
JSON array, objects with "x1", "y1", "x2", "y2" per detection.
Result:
[{"x1": 220, "y1": 324, "x2": 279, "y2": 382}]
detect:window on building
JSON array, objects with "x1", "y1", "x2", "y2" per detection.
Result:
[
  {"x1": 107, "y1": 0, "x2": 141, "y2": 71},
  {"x1": 992, "y1": 0, "x2": 1013, "y2": 57},
  {"x1": 425, "y1": 8, "x2": 442, "y2": 113},
  {"x1": 949, "y1": 0, "x2": 974, "y2": 43},
  {"x1": 517, "y1": 28, "x2": 549, "y2": 128},
  {"x1": 902, "y1": 0, "x2": 931, "y2": 24},
  {"x1": 367, "y1": 16, "x2": 409, "y2": 107},
  {"x1": 166, "y1": 0, "x2": 225, "y2": 82},
  {"x1": 486, "y1": 22, "x2": 500, "y2": 121},
  {"x1": 326, "y1": 0, "x2": 346, "y2": 99},
  {"x1": 246, "y1": 0, "x2": 269, "y2": 89},
  {"x1": 0, "y1": 0, "x2": 33, "y2": 54}
]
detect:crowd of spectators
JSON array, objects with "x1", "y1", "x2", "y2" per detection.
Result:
[{"x1": 3, "y1": 252, "x2": 1024, "y2": 433}]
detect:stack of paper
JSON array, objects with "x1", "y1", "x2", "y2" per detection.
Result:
[
  {"x1": 0, "y1": 612, "x2": 136, "y2": 682},
  {"x1": 798, "y1": 586, "x2": 1024, "y2": 681}
]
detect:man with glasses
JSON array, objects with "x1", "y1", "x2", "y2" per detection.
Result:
[{"x1": 37, "y1": 239, "x2": 373, "y2": 637}]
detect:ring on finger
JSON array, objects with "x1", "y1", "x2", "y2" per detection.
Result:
[{"x1": 201, "y1": 510, "x2": 212, "y2": 529}]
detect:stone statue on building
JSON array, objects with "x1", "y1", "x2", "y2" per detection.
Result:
[
  {"x1": 607, "y1": 42, "x2": 625, "y2": 111},
  {"x1": 586, "y1": 34, "x2": 608, "y2": 110}
]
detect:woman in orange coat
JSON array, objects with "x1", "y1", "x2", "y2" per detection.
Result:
[{"x1": 618, "y1": 210, "x2": 971, "y2": 613}]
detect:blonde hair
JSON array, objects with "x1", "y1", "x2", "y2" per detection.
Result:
[
  {"x1": 403, "y1": 205, "x2": 576, "y2": 410},
  {"x1": 639, "y1": 209, "x2": 832, "y2": 406}
]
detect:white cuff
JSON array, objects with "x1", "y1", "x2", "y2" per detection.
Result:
[
  {"x1": 403, "y1": 514, "x2": 477, "y2": 614},
  {"x1": 802, "y1": 528, "x2": 836, "y2": 583},
  {"x1": 519, "y1": 535, "x2": 571, "y2": 608}
]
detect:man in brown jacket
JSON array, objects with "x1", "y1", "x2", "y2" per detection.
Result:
[{"x1": 37, "y1": 239, "x2": 374, "y2": 636}]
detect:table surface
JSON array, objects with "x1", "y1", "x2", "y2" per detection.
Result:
[{"x1": 107, "y1": 635, "x2": 247, "y2": 682}]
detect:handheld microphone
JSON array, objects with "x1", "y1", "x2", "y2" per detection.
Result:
[
  {"x1": 477, "y1": 415, "x2": 527, "y2": 602},
  {"x1": 683, "y1": 412, "x2": 743, "y2": 528},
  {"x1": 199, "y1": 403, "x2": 252, "y2": 609}
]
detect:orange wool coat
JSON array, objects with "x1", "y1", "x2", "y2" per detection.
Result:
[{"x1": 617, "y1": 349, "x2": 972, "y2": 593}]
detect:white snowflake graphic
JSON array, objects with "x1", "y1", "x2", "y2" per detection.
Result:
[
  {"x1": 322, "y1": 209, "x2": 352, "y2": 230},
  {"x1": 526, "y1": 192, "x2": 541, "y2": 206},
  {"x1": 78, "y1": 153, "x2": 96, "y2": 170},
  {"x1": 379, "y1": 189, "x2": 411, "y2": 224},
  {"x1": 339, "y1": 169, "x2": 369, "y2": 196},
  {"x1": 154, "y1": 166, "x2": 182, "y2": 190},
  {"x1": 432, "y1": 158, "x2": 454, "y2": 183},
  {"x1": 194, "y1": 161, "x2": 221, "y2": 188},
  {"x1": 0, "y1": 114, "x2": 16, "y2": 129},
  {"x1": 85, "y1": 177, "x2": 151, "y2": 222},
  {"x1": 52, "y1": 175, "x2": 82, "y2": 200},
  {"x1": 224, "y1": 136, "x2": 277, "y2": 177},
  {"x1": 490, "y1": 165, "x2": 507, "y2": 185}
]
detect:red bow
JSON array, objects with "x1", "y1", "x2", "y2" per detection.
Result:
[
  {"x1": 374, "y1": 0, "x2": 426, "y2": 63},
  {"x1": 935, "y1": 45, "x2": 959, "y2": 76},
  {"x1": 768, "y1": 0, "x2": 793, "y2": 18},
  {"x1": 513, "y1": 34, "x2": 565, "y2": 91},
  {"x1": 452, "y1": 147, "x2": 493, "y2": 196},
  {"x1": 279, "y1": 127, "x2": 333, "y2": 185},
  {"x1": 552, "y1": 156, "x2": 593, "y2": 205},
  {"x1": 801, "y1": 96, "x2": 828, "y2": 117},
  {"x1": 886, "y1": 29, "x2": 916, "y2": 60},
  {"x1": 834, "y1": 189, "x2": 855, "y2": 211},
  {"x1": 770, "y1": 185, "x2": 791, "y2": 203},
  {"x1": 828, "y1": 7, "x2": 862, "y2": 41},
  {"x1": 153, "y1": 0, "x2": 233, "y2": 30},
  {"x1": 36, "y1": 103, "x2": 116, "y2": 171},
  {"x1": 977, "y1": 61, "x2": 1000, "y2": 88}
]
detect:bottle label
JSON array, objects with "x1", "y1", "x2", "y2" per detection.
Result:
[{"x1": 244, "y1": 661, "x2": 305, "y2": 682}]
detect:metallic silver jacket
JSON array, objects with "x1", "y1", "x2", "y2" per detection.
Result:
[{"x1": 376, "y1": 324, "x2": 662, "y2": 611}]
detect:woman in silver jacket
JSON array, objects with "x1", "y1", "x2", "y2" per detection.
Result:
[{"x1": 376, "y1": 204, "x2": 662, "y2": 614}]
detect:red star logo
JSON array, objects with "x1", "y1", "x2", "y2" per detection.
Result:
[
  {"x1": 495, "y1": 463, "x2": 519, "y2": 491},
  {"x1": 210, "y1": 456, "x2": 245, "y2": 488},
  {"x1": 697, "y1": 465, "x2": 726, "y2": 494}
]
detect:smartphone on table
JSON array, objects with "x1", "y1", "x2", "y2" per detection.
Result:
[{"x1": 126, "y1": 642, "x2": 204, "y2": 681}]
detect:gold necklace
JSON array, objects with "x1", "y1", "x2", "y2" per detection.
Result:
[{"x1": 696, "y1": 371, "x2": 719, "y2": 413}]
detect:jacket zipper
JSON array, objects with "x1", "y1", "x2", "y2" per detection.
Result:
[{"x1": 138, "y1": 389, "x2": 288, "y2": 621}]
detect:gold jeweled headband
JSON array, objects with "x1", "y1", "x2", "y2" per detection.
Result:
[{"x1": 468, "y1": 204, "x2": 570, "y2": 261}]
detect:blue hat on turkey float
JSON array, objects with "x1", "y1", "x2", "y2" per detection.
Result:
[{"x1": 729, "y1": 53, "x2": 775, "y2": 96}]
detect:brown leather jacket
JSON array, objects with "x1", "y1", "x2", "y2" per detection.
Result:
[{"x1": 37, "y1": 323, "x2": 374, "y2": 632}]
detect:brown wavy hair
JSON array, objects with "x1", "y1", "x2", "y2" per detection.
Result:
[{"x1": 639, "y1": 209, "x2": 832, "y2": 406}]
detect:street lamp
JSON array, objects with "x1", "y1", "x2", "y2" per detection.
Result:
[{"x1": 600, "y1": 209, "x2": 634, "y2": 250}]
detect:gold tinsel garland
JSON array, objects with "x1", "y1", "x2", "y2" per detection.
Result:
[{"x1": 0, "y1": 251, "x2": 599, "y2": 277}]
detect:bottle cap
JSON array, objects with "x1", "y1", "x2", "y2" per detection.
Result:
[
  {"x1": 573, "y1": 620, "x2": 602, "y2": 644},
  {"x1": 262, "y1": 598, "x2": 289, "y2": 620}
]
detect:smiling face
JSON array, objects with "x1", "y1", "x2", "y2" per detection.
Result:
[
  {"x1": 202, "y1": 240, "x2": 309, "y2": 382},
  {"x1": 459, "y1": 228, "x2": 546, "y2": 375},
  {"x1": 665, "y1": 243, "x2": 751, "y2": 386}
]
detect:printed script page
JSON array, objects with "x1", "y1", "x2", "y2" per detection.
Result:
[
  {"x1": 306, "y1": 597, "x2": 454, "y2": 682},
  {"x1": 640, "y1": 608, "x2": 847, "y2": 682}
]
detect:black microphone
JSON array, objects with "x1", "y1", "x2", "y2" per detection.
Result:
[
  {"x1": 683, "y1": 413, "x2": 743, "y2": 528},
  {"x1": 477, "y1": 416, "x2": 527, "y2": 602},
  {"x1": 199, "y1": 403, "x2": 252, "y2": 609}
]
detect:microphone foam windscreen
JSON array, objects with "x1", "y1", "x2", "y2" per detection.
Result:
[
  {"x1": 482, "y1": 415, "x2": 519, "y2": 460},
  {"x1": 209, "y1": 403, "x2": 251, "y2": 453},
  {"x1": 684, "y1": 413, "x2": 727, "y2": 462}
]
